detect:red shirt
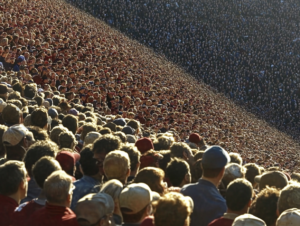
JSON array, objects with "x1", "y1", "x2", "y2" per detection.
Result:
[
  {"x1": 140, "y1": 216, "x2": 154, "y2": 226},
  {"x1": 12, "y1": 199, "x2": 45, "y2": 226},
  {"x1": 208, "y1": 213, "x2": 238, "y2": 226},
  {"x1": 0, "y1": 194, "x2": 18, "y2": 226},
  {"x1": 29, "y1": 202, "x2": 79, "y2": 226}
]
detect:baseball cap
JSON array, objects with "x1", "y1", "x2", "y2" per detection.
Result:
[
  {"x1": 56, "y1": 151, "x2": 80, "y2": 172},
  {"x1": 232, "y1": 214, "x2": 266, "y2": 226},
  {"x1": 48, "y1": 108, "x2": 58, "y2": 118},
  {"x1": 84, "y1": 132, "x2": 101, "y2": 146},
  {"x1": 3, "y1": 124, "x2": 35, "y2": 146},
  {"x1": 122, "y1": 126, "x2": 135, "y2": 135},
  {"x1": 0, "y1": 98, "x2": 7, "y2": 112},
  {"x1": 113, "y1": 118, "x2": 126, "y2": 126},
  {"x1": 255, "y1": 171, "x2": 288, "y2": 190},
  {"x1": 202, "y1": 145, "x2": 230, "y2": 169},
  {"x1": 126, "y1": 134, "x2": 136, "y2": 143},
  {"x1": 120, "y1": 183, "x2": 153, "y2": 214},
  {"x1": 189, "y1": 133, "x2": 202, "y2": 144},
  {"x1": 17, "y1": 55, "x2": 25, "y2": 63},
  {"x1": 135, "y1": 138, "x2": 154, "y2": 154},
  {"x1": 68, "y1": 108, "x2": 79, "y2": 116},
  {"x1": 75, "y1": 193, "x2": 114, "y2": 225},
  {"x1": 276, "y1": 208, "x2": 300, "y2": 226}
]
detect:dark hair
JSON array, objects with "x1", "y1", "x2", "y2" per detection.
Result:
[
  {"x1": 92, "y1": 134, "x2": 121, "y2": 154},
  {"x1": 114, "y1": 131, "x2": 127, "y2": 143},
  {"x1": 170, "y1": 142, "x2": 191, "y2": 159},
  {"x1": 32, "y1": 156, "x2": 61, "y2": 188},
  {"x1": 27, "y1": 126, "x2": 49, "y2": 141},
  {"x1": 24, "y1": 84, "x2": 36, "y2": 99},
  {"x1": 120, "y1": 144, "x2": 141, "y2": 171},
  {"x1": 194, "y1": 151, "x2": 204, "y2": 161},
  {"x1": 226, "y1": 178, "x2": 253, "y2": 211},
  {"x1": 62, "y1": 115, "x2": 78, "y2": 134},
  {"x1": 191, "y1": 159, "x2": 203, "y2": 182},
  {"x1": 121, "y1": 204, "x2": 149, "y2": 224},
  {"x1": 249, "y1": 187, "x2": 279, "y2": 226},
  {"x1": 79, "y1": 144, "x2": 99, "y2": 176},
  {"x1": 244, "y1": 163, "x2": 261, "y2": 186},
  {"x1": 24, "y1": 140, "x2": 59, "y2": 176},
  {"x1": 80, "y1": 123, "x2": 97, "y2": 141},
  {"x1": 229, "y1": 153, "x2": 243, "y2": 165},
  {"x1": 0, "y1": 125, "x2": 7, "y2": 158},
  {"x1": 99, "y1": 127, "x2": 112, "y2": 135},
  {"x1": 166, "y1": 158, "x2": 189, "y2": 187},
  {"x1": 31, "y1": 108, "x2": 48, "y2": 129},
  {"x1": 158, "y1": 150, "x2": 171, "y2": 172}
]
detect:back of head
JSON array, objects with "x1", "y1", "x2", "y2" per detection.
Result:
[
  {"x1": 92, "y1": 134, "x2": 121, "y2": 155},
  {"x1": 24, "y1": 84, "x2": 37, "y2": 99},
  {"x1": 154, "y1": 192, "x2": 193, "y2": 226},
  {"x1": 100, "y1": 179, "x2": 123, "y2": 201},
  {"x1": 31, "y1": 108, "x2": 48, "y2": 129},
  {"x1": 80, "y1": 123, "x2": 97, "y2": 141},
  {"x1": 0, "y1": 161, "x2": 26, "y2": 196},
  {"x1": 278, "y1": 183, "x2": 300, "y2": 214},
  {"x1": 226, "y1": 178, "x2": 253, "y2": 212},
  {"x1": 249, "y1": 187, "x2": 280, "y2": 226},
  {"x1": 229, "y1": 153, "x2": 243, "y2": 165},
  {"x1": 276, "y1": 208, "x2": 300, "y2": 226},
  {"x1": 50, "y1": 125, "x2": 69, "y2": 145},
  {"x1": 223, "y1": 163, "x2": 246, "y2": 188},
  {"x1": 24, "y1": 140, "x2": 59, "y2": 176},
  {"x1": 134, "y1": 167, "x2": 165, "y2": 195},
  {"x1": 79, "y1": 145, "x2": 99, "y2": 176},
  {"x1": 135, "y1": 137, "x2": 154, "y2": 154},
  {"x1": 170, "y1": 142, "x2": 191, "y2": 159},
  {"x1": 59, "y1": 131, "x2": 77, "y2": 149},
  {"x1": 43, "y1": 170, "x2": 72, "y2": 205},
  {"x1": 257, "y1": 171, "x2": 288, "y2": 191},
  {"x1": 232, "y1": 214, "x2": 266, "y2": 226},
  {"x1": 2, "y1": 103, "x2": 22, "y2": 125},
  {"x1": 62, "y1": 114, "x2": 78, "y2": 134},
  {"x1": 103, "y1": 150, "x2": 130, "y2": 183},
  {"x1": 32, "y1": 156, "x2": 62, "y2": 189},
  {"x1": 120, "y1": 144, "x2": 141, "y2": 172},
  {"x1": 166, "y1": 158, "x2": 190, "y2": 187},
  {"x1": 244, "y1": 163, "x2": 261, "y2": 186},
  {"x1": 75, "y1": 193, "x2": 114, "y2": 226}
]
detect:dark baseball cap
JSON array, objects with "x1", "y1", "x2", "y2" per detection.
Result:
[{"x1": 202, "y1": 146, "x2": 230, "y2": 169}]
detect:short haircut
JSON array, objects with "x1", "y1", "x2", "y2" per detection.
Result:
[
  {"x1": 44, "y1": 170, "x2": 73, "y2": 204},
  {"x1": 226, "y1": 178, "x2": 253, "y2": 211},
  {"x1": 59, "y1": 131, "x2": 76, "y2": 149},
  {"x1": 166, "y1": 158, "x2": 190, "y2": 187},
  {"x1": 80, "y1": 123, "x2": 97, "y2": 141},
  {"x1": 79, "y1": 144, "x2": 99, "y2": 176},
  {"x1": 92, "y1": 134, "x2": 121, "y2": 154},
  {"x1": 229, "y1": 153, "x2": 243, "y2": 165},
  {"x1": 154, "y1": 136, "x2": 173, "y2": 151},
  {"x1": 32, "y1": 156, "x2": 62, "y2": 188},
  {"x1": 120, "y1": 144, "x2": 141, "y2": 172},
  {"x1": 249, "y1": 187, "x2": 279, "y2": 226},
  {"x1": 27, "y1": 126, "x2": 49, "y2": 141},
  {"x1": 134, "y1": 167, "x2": 165, "y2": 195},
  {"x1": 50, "y1": 126, "x2": 69, "y2": 145},
  {"x1": 278, "y1": 183, "x2": 300, "y2": 214},
  {"x1": 191, "y1": 159, "x2": 203, "y2": 182},
  {"x1": 24, "y1": 140, "x2": 59, "y2": 176},
  {"x1": 0, "y1": 125, "x2": 7, "y2": 158},
  {"x1": 62, "y1": 115, "x2": 78, "y2": 134},
  {"x1": 0, "y1": 161, "x2": 26, "y2": 195},
  {"x1": 244, "y1": 163, "x2": 261, "y2": 186},
  {"x1": 127, "y1": 119, "x2": 140, "y2": 130},
  {"x1": 170, "y1": 142, "x2": 191, "y2": 159},
  {"x1": 291, "y1": 173, "x2": 300, "y2": 183},
  {"x1": 114, "y1": 131, "x2": 127, "y2": 143},
  {"x1": 194, "y1": 151, "x2": 204, "y2": 161},
  {"x1": 103, "y1": 150, "x2": 130, "y2": 182},
  {"x1": 154, "y1": 192, "x2": 192, "y2": 226},
  {"x1": 24, "y1": 84, "x2": 37, "y2": 98},
  {"x1": 100, "y1": 179, "x2": 123, "y2": 201},
  {"x1": 31, "y1": 108, "x2": 48, "y2": 129},
  {"x1": 223, "y1": 163, "x2": 246, "y2": 188}
]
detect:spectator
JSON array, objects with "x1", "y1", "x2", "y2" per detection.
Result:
[
  {"x1": 0, "y1": 161, "x2": 28, "y2": 226},
  {"x1": 181, "y1": 146, "x2": 230, "y2": 226},
  {"x1": 2, "y1": 103, "x2": 22, "y2": 126},
  {"x1": 276, "y1": 208, "x2": 300, "y2": 226},
  {"x1": 170, "y1": 142, "x2": 194, "y2": 166},
  {"x1": 120, "y1": 144, "x2": 141, "y2": 182},
  {"x1": 71, "y1": 145, "x2": 101, "y2": 210},
  {"x1": 12, "y1": 157, "x2": 62, "y2": 226},
  {"x1": 56, "y1": 151, "x2": 80, "y2": 179},
  {"x1": 188, "y1": 133, "x2": 206, "y2": 150},
  {"x1": 29, "y1": 170, "x2": 79, "y2": 226},
  {"x1": 278, "y1": 183, "x2": 300, "y2": 215},
  {"x1": 232, "y1": 214, "x2": 266, "y2": 226},
  {"x1": 166, "y1": 157, "x2": 191, "y2": 187},
  {"x1": 135, "y1": 137, "x2": 154, "y2": 154},
  {"x1": 208, "y1": 178, "x2": 253, "y2": 226},
  {"x1": 154, "y1": 192, "x2": 193, "y2": 226},
  {"x1": 119, "y1": 183, "x2": 154, "y2": 226},
  {"x1": 103, "y1": 150, "x2": 131, "y2": 184},
  {"x1": 249, "y1": 187, "x2": 280, "y2": 226},
  {"x1": 75, "y1": 193, "x2": 114, "y2": 226},
  {"x1": 244, "y1": 163, "x2": 261, "y2": 189},
  {"x1": 222, "y1": 163, "x2": 246, "y2": 189},
  {"x1": 31, "y1": 108, "x2": 49, "y2": 130},
  {"x1": 58, "y1": 131, "x2": 78, "y2": 150},
  {"x1": 229, "y1": 153, "x2": 243, "y2": 165},
  {"x1": 100, "y1": 179, "x2": 124, "y2": 225},
  {"x1": 255, "y1": 171, "x2": 288, "y2": 191}
]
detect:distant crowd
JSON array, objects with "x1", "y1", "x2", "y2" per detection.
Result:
[{"x1": 70, "y1": 0, "x2": 300, "y2": 140}]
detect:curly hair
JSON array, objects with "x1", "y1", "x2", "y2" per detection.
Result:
[
  {"x1": 31, "y1": 108, "x2": 48, "y2": 129},
  {"x1": 249, "y1": 187, "x2": 280, "y2": 226},
  {"x1": 92, "y1": 134, "x2": 121, "y2": 154}
]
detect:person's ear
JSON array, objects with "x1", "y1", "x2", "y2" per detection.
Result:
[
  {"x1": 247, "y1": 199, "x2": 252, "y2": 207},
  {"x1": 126, "y1": 168, "x2": 131, "y2": 177},
  {"x1": 185, "y1": 173, "x2": 191, "y2": 183},
  {"x1": 19, "y1": 180, "x2": 26, "y2": 190},
  {"x1": 182, "y1": 152, "x2": 188, "y2": 161},
  {"x1": 276, "y1": 208, "x2": 280, "y2": 217}
]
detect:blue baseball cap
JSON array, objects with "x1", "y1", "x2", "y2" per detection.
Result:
[
  {"x1": 113, "y1": 118, "x2": 126, "y2": 126},
  {"x1": 202, "y1": 146, "x2": 230, "y2": 169}
]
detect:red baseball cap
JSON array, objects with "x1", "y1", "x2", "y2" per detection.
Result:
[
  {"x1": 189, "y1": 133, "x2": 202, "y2": 144},
  {"x1": 135, "y1": 137, "x2": 154, "y2": 154},
  {"x1": 56, "y1": 151, "x2": 80, "y2": 172}
]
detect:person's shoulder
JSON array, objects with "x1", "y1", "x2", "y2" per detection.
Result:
[
  {"x1": 208, "y1": 217, "x2": 233, "y2": 226},
  {"x1": 180, "y1": 182, "x2": 198, "y2": 195}
]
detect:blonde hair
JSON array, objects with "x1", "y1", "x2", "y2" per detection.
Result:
[
  {"x1": 278, "y1": 183, "x2": 300, "y2": 214},
  {"x1": 43, "y1": 170, "x2": 72, "y2": 204},
  {"x1": 103, "y1": 150, "x2": 130, "y2": 183}
]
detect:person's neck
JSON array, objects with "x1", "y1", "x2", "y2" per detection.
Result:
[
  {"x1": 201, "y1": 176, "x2": 220, "y2": 187},
  {"x1": 90, "y1": 174, "x2": 102, "y2": 182},
  {"x1": 227, "y1": 207, "x2": 248, "y2": 216},
  {"x1": 9, "y1": 192, "x2": 21, "y2": 204},
  {"x1": 37, "y1": 190, "x2": 46, "y2": 200},
  {"x1": 47, "y1": 201, "x2": 68, "y2": 208}
]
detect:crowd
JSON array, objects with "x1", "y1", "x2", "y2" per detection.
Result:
[
  {"x1": 1, "y1": 0, "x2": 300, "y2": 225},
  {"x1": 69, "y1": 0, "x2": 300, "y2": 140}
]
